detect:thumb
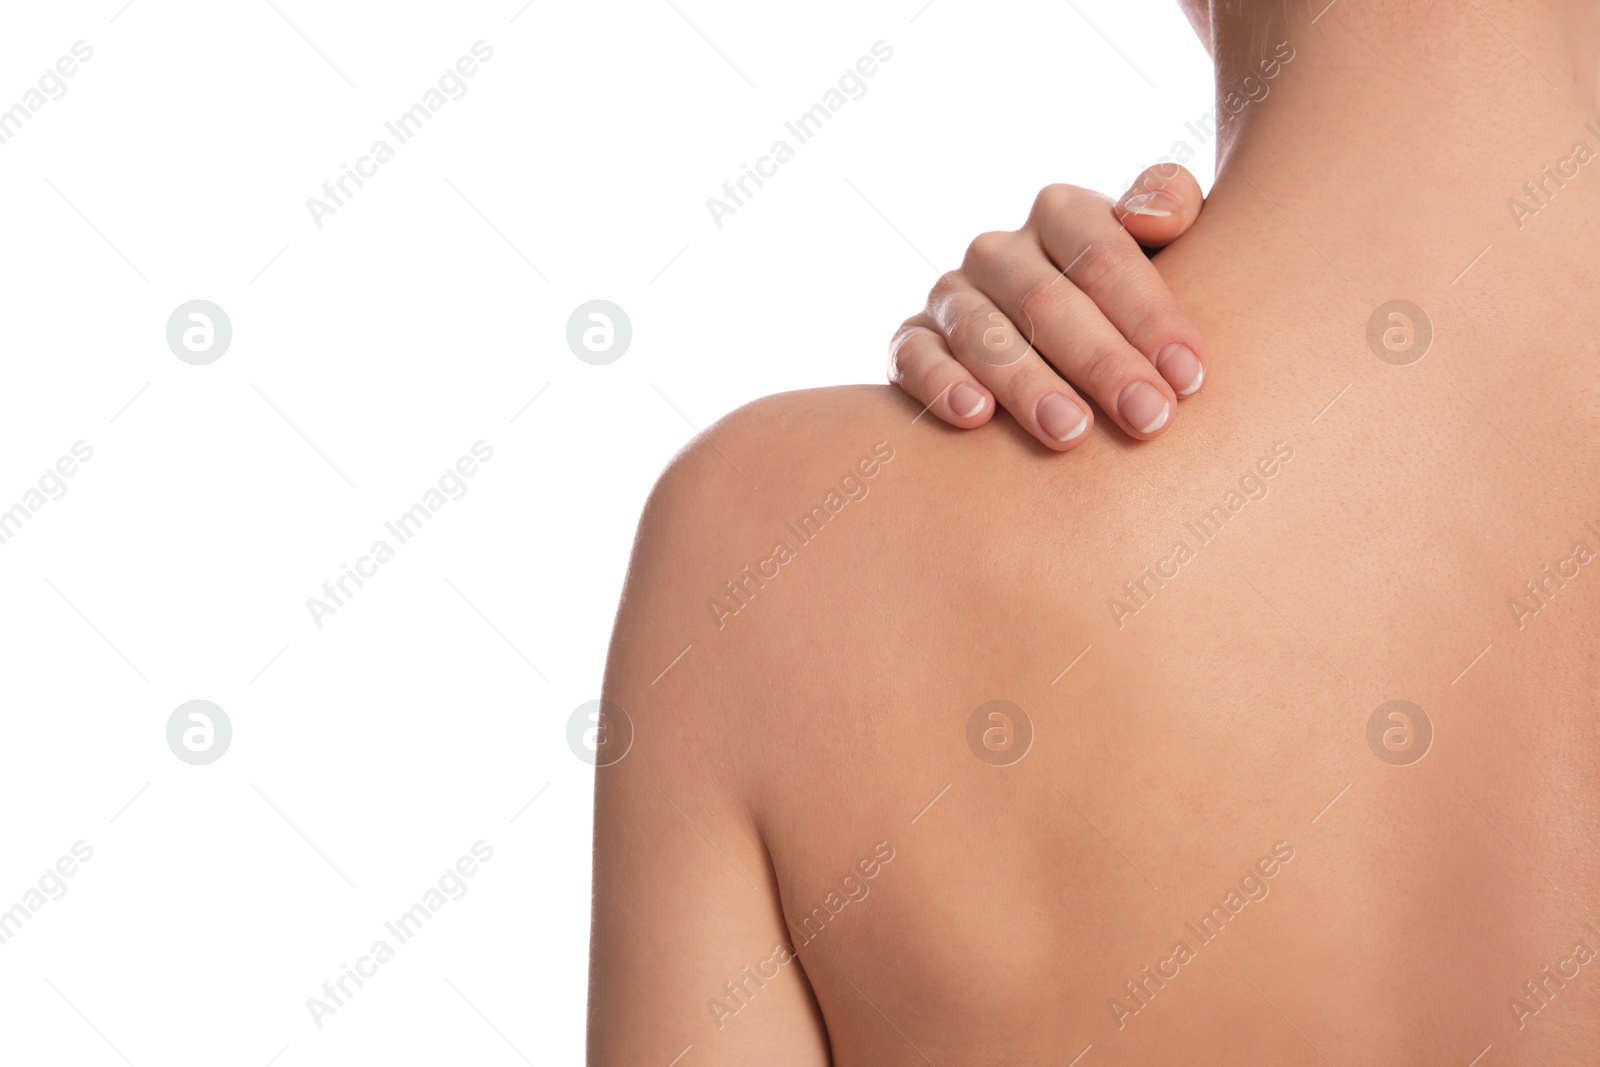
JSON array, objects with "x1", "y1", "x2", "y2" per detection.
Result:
[{"x1": 1114, "y1": 163, "x2": 1204, "y2": 248}]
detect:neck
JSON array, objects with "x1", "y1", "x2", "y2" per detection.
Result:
[{"x1": 1197, "y1": 1, "x2": 1600, "y2": 287}]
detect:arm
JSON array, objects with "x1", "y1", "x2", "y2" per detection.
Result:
[
  {"x1": 586, "y1": 440, "x2": 831, "y2": 1066},
  {"x1": 890, "y1": 163, "x2": 1209, "y2": 447}
]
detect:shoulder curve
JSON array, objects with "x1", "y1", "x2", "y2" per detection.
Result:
[
  {"x1": 657, "y1": 384, "x2": 918, "y2": 489},
  {"x1": 608, "y1": 384, "x2": 923, "y2": 677},
  {"x1": 633, "y1": 384, "x2": 920, "y2": 557}
]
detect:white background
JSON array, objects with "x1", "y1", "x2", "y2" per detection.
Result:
[{"x1": 0, "y1": 2, "x2": 1212, "y2": 1063}]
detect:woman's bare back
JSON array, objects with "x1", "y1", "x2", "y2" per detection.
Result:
[
  {"x1": 593, "y1": 300, "x2": 1599, "y2": 1063},
  {"x1": 589, "y1": 6, "x2": 1600, "y2": 1062}
]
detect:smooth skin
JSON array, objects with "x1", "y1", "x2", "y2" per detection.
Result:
[
  {"x1": 590, "y1": 1, "x2": 1600, "y2": 1063},
  {"x1": 889, "y1": 165, "x2": 1209, "y2": 448}
]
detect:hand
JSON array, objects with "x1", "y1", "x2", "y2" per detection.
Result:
[{"x1": 889, "y1": 164, "x2": 1207, "y2": 449}]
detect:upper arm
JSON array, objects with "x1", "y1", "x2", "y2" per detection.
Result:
[{"x1": 586, "y1": 414, "x2": 833, "y2": 1066}]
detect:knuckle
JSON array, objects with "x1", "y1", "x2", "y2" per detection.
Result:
[
  {"x1": 1000, "y1": 365, "x2": 1049, "y2": 403},
  {"x1": 1124, "y1": 305, "x2": 1186, "y2": 349},
  {"x1": 1080, "y1": 341, "x2": 1133, "y2": 395},
  {"x1": 1066, "y1": 237, "x2": 1132, "y2": 290},
  {"x1": 886, "y1": 324, "x2": 921, "y2": 376},
  {"x1": 889, "y1": 328, "x2": 952, "y2": 395},
  {"x1": 1032, "y1": 183, "x2": 1080, "y2": 219},
  {"x1": 890, "y1": 314, "x2": 924, "y2": 346},
  {"x1": 947, "y1": 299, "x2": 994, "y2": 343},
  {"x1": 950, "y1": 304, "x2": 1021, "y2": 367},
  {"x1": 927, "y1": 269, "x2": 966, "y2": 306},
  {"x1": 1016, "y1": 274, "x2": 1068, "y2": 331},
  {"x1": 885, "y1": 343, "x2": 907, "y2": 382},
  {"x1": 962, "y1": 230, "x2": 1012, "y2": 270},
  {"x1": 898, "y1": 316, "x2": 938, "y2": 345}
]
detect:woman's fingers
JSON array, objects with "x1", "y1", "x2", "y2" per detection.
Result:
[
  {"x1": 1114, "y1": 163, "x2": 1205, "y2": 248},
  {"x1": 961, "y1": 229, "x2": 1177, "y2": 439},
  {"x1": 1027, "y1": 180, "x2": 1209, "y2": 400},
  {"x1": 920, "y1": 272, "x2": 1096, "y2": 450},
  {"x1": 887, "y1": 169, "x2": 1209, "y2": 443},
  {"x1": 888, "y1": 318, "x2": 995, "y2": 426}
]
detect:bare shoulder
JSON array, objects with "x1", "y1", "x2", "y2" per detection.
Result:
[
  {"x1": 586, "y1": 385, "x2": 922, "y2": 1066},
  {"x1": 600, "y1": 383, "x2": 1127, "y2": 788},
  {"x1": 618, "y1": 384, "x2": 928, "y2": 626},
  {"x1": 605, "y1": 384, "x2": 926, "y2": 695},
  {"x1": 644, "y1": 384, "x2": 923, "y2": 524}
]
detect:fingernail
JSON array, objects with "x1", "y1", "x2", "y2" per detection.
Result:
[
  {"x1": 1122, "y1": 190, "x2": 1180, "y2": 217},
  {"x1": 1155, "y1": 343, "x2": 1204, "y2": 396},
  {"x1": 1037, "y1": 393, "x2": 1089, "y2": 442},
  {"x1": 949, "y1": 382, "x2": 987, "y2": 418},
  {"x1": 1119, "y1": 382, "x2": 1170, "y2": 434}
]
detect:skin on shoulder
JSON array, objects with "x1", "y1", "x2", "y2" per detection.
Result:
[
  {"x1": 593, "y1": 0, "x2": 1600, "y2": 1059},
  {"x1": 592, "y1": 387, "x2": 928, "y2": 1065},
  {"x1": 605, "y1": 384, "x2": 1135, "y2": 751},
  {"x1": 594, "y1": 229, "x2": 1600, "y2": 1064},
  {"x1": 589, "y1": 384, "x2": 1153, "y2": 1063},
  {"x1": 591, "y1": 363, "x2": 1330, "y2": 1067}
]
